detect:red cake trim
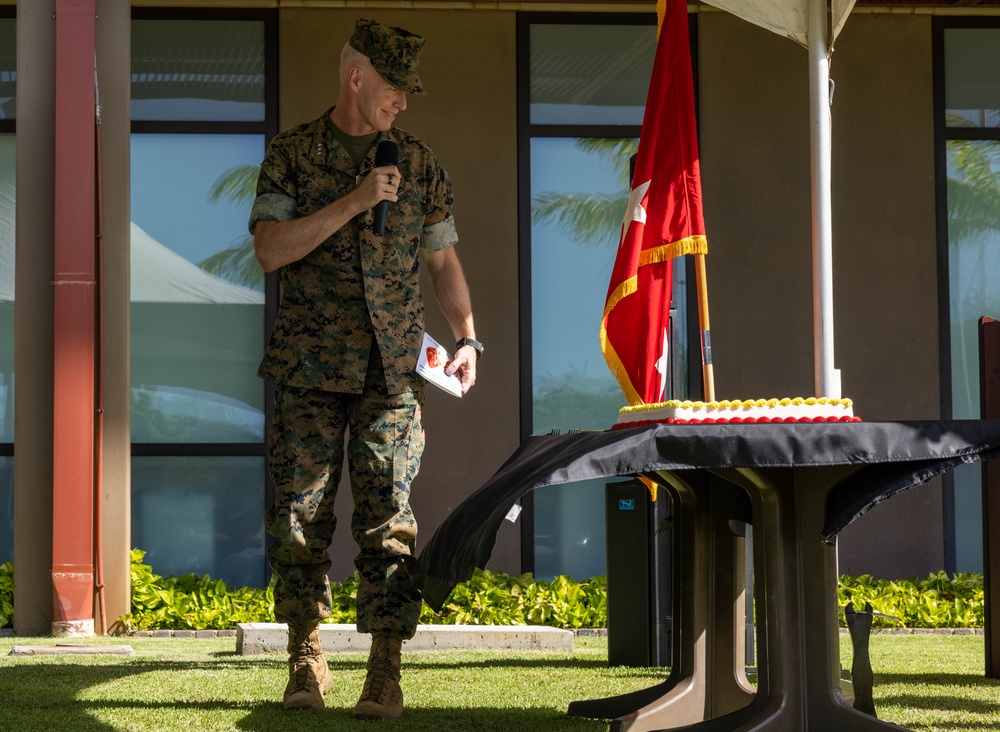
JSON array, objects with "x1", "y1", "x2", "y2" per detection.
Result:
[{"x1": 611, "y1": 415, "x2": 862, "y2": 430}]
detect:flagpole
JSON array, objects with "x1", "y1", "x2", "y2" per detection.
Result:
[
  {"x1": 809, "y1": 0, "x2": 840, "y2": 399},
  {"x1": 695, "y1": 253, "x2": 715, "y2": 401}
]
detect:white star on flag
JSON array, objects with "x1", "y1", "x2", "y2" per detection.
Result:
[
  {"x1": 620, "y1": 180, "x2": 651, "y2": 245},
  {"x1": 654, "y1": 328, "x2": 669, "y2": 402}
]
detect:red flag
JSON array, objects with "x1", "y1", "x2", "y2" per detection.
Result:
[{"x1": 599, "y1": 0, "x2": 708, "y2": 406}]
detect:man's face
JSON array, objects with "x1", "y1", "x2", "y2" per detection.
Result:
[{"x1": 356, "y1": 66, "x2": 407, "y2": 133}]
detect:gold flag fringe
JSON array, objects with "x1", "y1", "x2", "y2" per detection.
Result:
[
  {"x1": 638, "y1": 235, "x2": 707, "y2": 266},
  {"x1": 600, "y1": 237, "x2": 707, "y2": 324},
  {"x1": 602, "y1": 276, "x2": 638, "y2": 322},
  {"x1": 599, "y1": 316, "x2": 643, "y2": 406},
  {"x1": 599, "y1": 235, "x2": 707, "y2": 408}
]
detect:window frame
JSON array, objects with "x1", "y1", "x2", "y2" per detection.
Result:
[
  {"x1": 129, "y1": 6, "x2": 278, "y2": 583},
  {"x1": 932, "y1": 15, "x2": 1000, "y2": 574},
  {"x1": 130, "y1": 5, "x2": 278, "y2": 463},
  {"x1": 0, "y1": 2, "x2": 14, "y2": 463},
  {"x1": 0, "y1": 8, "x2": 15, "y2": 566},
  {"x1": 516, "y1": 11, "x2": 699, "y2": 574}
]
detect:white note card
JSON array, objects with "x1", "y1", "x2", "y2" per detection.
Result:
[{"x1": 416, "y1": 332, "x2": 463, "y2": 398}]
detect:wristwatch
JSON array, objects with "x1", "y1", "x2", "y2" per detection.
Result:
[{"x1": 456, "y1": 337, "x2": 484, "y2": 359}]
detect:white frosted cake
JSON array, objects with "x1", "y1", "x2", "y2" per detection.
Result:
[{"x1": 615, "y1": 397, "x2": 860, "y2": 428}]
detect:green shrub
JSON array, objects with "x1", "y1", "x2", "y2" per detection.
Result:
[
  {"x1": 0, "y1": 550, "x2": 987, "y2": 633},
  {"x1": 116, "y1": 550, "x2": 605, "y2": 632},
  {"x1": 420, "y1": 571, "x2": 607, "y2": 629},
  {"x1": 0, "y1": 561, "x2": 12, "y2": 628},
  {"x1": 838, "y1": 571, "x2": 984, "y2": 628},
  {"x1": 118, "y1": 549, "x2": 275, "y2": 632},
  {"x1": 118, "y1": 558, "x2": 982, "y2": 632}
]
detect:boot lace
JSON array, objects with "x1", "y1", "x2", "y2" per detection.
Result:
[
  {"x1": 287, "y1": 626, "x2": 323, "y2": 693},
  {"x1": 359, "y1": 638, "x2": 398, "y2": 702},
  {"x1": 289, "y1": 658, "x2": 318, "y2": 693}
]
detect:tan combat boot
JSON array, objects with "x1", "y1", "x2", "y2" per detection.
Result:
[
  {"x1": 283, "y1": 621, "x2": 334, "y2": 710},
  {"x1": 352, "y1": 632, "x2": 404, "y2": 720}
]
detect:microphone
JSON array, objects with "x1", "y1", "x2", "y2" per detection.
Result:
[{"x1": 372, "y1": 140, "x2": 398, "y2": 236}]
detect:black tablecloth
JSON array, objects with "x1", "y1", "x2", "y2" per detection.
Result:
[{"x1": 414, "y1": 420, "x2": 1000, "y2": 610}]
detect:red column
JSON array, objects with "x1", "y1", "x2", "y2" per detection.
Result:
[{"x1": 51, "y1": 0, "x2": 97, "y2": 636}]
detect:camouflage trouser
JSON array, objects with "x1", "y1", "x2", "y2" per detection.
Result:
[{"x1": 265, "y1": 361, "x2": 425, "y2": 639}]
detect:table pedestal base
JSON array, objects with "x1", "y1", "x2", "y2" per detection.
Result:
[
  {"x1": 568, "y1": 475, "x2": 756, "y2": 731},
  {"x1": 570, "y1": 464, "x2": 917, "y2": 732},
  {"x1": 703, "y1": 466, "x2": 908, "y2": 732}
]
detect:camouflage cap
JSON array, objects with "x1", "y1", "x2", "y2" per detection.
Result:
[{"x1": 349, "y1": 18, "x2": 426, "y2": 95}]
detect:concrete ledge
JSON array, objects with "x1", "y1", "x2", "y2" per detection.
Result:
[
  {"x1": 237, "y1": 623, "x2": 575, "y2": 655},
  {"x1": 9, "y1": 644, "x2": 134, "y2": 656},
  {"x1": 128, "y1": 629, "x2": 238, "y2": 639}
]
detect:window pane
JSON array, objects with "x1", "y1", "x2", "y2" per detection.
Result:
[
  {"x1": 530, "y1": 24, "x2": 656, "y2": 125},
  {"x1": 531, "y1": 137, "x2": 631, "y2": 432},
  {"x1": 0, "y1": 19, "x2": 13, "y2": 121},
  {"x1": 531, "y1": 137, "x2": 625, "y2": 580},
  {"x1": 944, "y1": 29, "x2": 1000, "y2": 129},
  {"x1": 0, "y1": 134, "x2": 13, "y2": 443},
  {"x1": 947, "y1": 139, "x2": 1000, "y2": 570},
  {"x1": 530, "y1": 136, "x2": 685, "y2": 580},
  {"x1": 130, "y1": 134, "x2": 265, "y2": 443},
  {"x1": 0, "y1": 457, "x2": 10, "y2": 564},
  {"x1": 132, "y1": 19, "x2": 265, "y2": 122},
  {"x1": 533, "y1": 481, "x2": 608, "y2": 582},
  {"x1": 131, "y1": 456, "x2": 266, "y2": 588}
]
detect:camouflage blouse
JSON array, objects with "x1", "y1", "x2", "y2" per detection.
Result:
[{"x1": 249, "y1": 108, "x2": 458, "y2": 394}]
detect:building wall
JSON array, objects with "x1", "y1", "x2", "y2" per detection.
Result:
[
  {"x1": 829, "y1": 14, "x2": 943, "y2": 577},
  {"x1": 276, "y1": 9, "x2": 522, "y2": 580},
  {"x1": 699, "y1": 12, "x2": 944, "y2": 577},
  {"x1": 276, "y1": 9, "x2": 948, "y2": 582},
  {"x1": 10, "y1": 6, "x2": 965, "y2": 635}
]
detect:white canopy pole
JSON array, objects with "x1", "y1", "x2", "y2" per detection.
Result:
[{"x1": 808, "y1": 0, "x2": 840, "y2": 398}]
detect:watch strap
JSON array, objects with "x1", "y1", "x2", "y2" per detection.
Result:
[{"x1": 456, "y1": 337, "x2": 483, "y2": 358}]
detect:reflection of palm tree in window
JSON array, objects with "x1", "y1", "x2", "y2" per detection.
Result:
[
  {"x1": 947, "y1": 128, "x2": 1000, "y2": 243},
  {"x1": 206, "y1": 138, "x2": 641, "y2": 290},
  {"x1": 531, "y1": 138, "x2": 640, "y2": 430},
  {"x1": 530, "y1": 138, "x2": 637, "y2": 246},
  {"x1": 946, "y1": 113, "x2": 1000, "y2": 413},
  {"x1": 200, "y1": 165, "x2": 263, "y2": 290}
]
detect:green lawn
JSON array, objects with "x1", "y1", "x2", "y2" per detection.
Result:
[{"x1": 0, "y1": 634, "x2": 996, "y2": 731}]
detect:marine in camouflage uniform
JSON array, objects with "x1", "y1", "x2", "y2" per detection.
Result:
[{"x1": 249, "y1": 17, "x2": 479, "y2": 718}]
